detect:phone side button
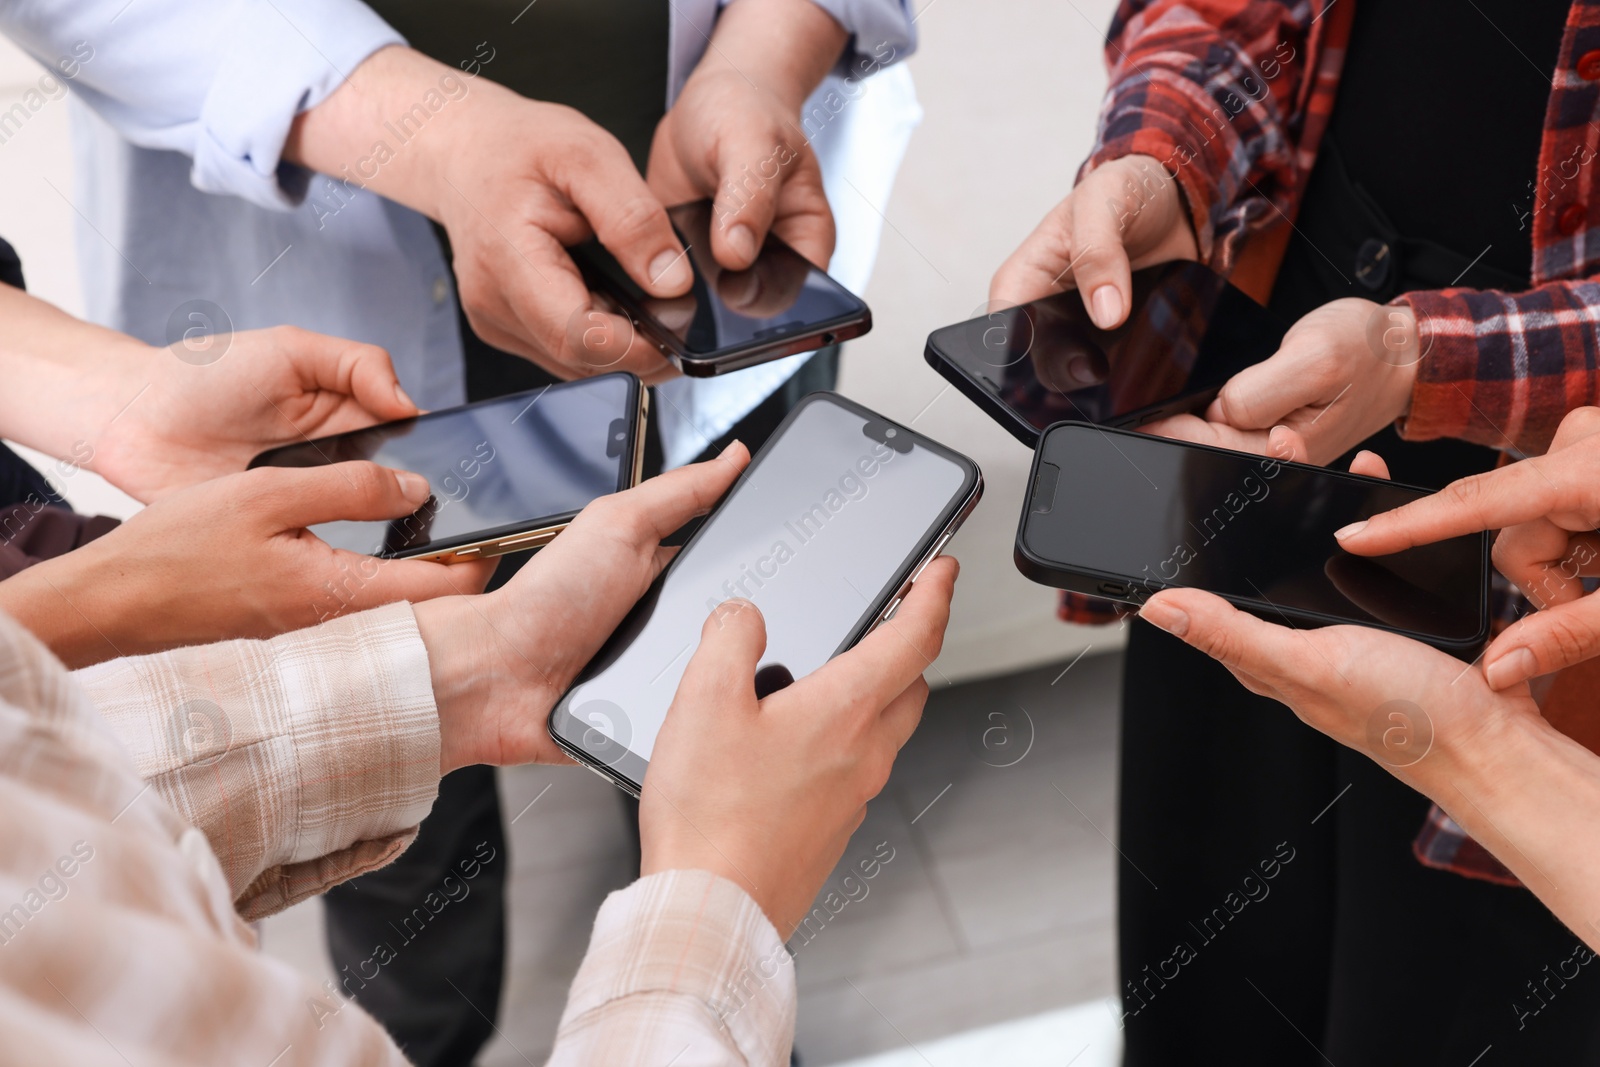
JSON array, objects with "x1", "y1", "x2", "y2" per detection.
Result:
[
  {"x1": 911, "y1": 532, "x2": 955, "y2": 583},
  {"x1": 879, "y1": 596, "x2": 903, "y2": 624},
  {"x1": 453, "y1": 546, "x2": 482, "y2": 560}
]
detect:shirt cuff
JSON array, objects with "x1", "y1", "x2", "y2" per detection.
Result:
[
  {"x1": 553, "y1": 870, "x2": 797, "y2": 1066},
  {"x1": 805, "y1": 0, "x2": 917, "y2": 72},
  {"x1": 194, "y1": 0, "x2": 405, "y2": 210},
  {"x1": 77, "y1": 602, "x2": 440, "y2": 920}
]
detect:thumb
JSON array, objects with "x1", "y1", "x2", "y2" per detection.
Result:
[
  {"x1": 672, "y1": 599, "x2": 769, "y2": 712},
  {"x1": 1139, "y1": 587, "x2": 1329, "y2": 699},
  {"x1": 1483, "y1": 596, "x2": 1600, "y2": 690},
  {"x1": 244, "y1": 461, "x2": 431, "y2": 529}
]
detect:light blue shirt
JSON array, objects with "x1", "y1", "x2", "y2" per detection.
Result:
[{"x1": 1, "y1": 0, "x2": 922, "y2": 466}]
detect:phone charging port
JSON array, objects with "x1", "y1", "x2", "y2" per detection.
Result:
[{"x1": 1098, "y1": 581, "x2": 1132, "y2": 598}]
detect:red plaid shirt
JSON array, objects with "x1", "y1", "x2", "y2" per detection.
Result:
[{"x1": 1067, "y1": 0, "x2": 1600, "y2": 885}]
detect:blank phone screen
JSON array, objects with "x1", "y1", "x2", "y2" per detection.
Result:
[
  {"x1": 250, "y1": 374, "x2": 636, "y2": 557},
  {"x1": 552, "y1": 395, "x2": 974, "y2": 784},
  {"x1": 1021, "y1": 425, "x2": 1487, "y2": 643}
]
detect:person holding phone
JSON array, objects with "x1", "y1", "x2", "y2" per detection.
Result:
[
  {"x1": 1140, "y1": 406, "x2": 1600, "y2": 961},
  {"x1": 0, "y1": 446, "x2": 960, "y2": 1065},
  {"x1": 0, "y1": 4, "x2": 920, "y2": 1057},
  {"x1": 991, "y1": 2, "x2": 1600, "y2": 1061},
  {"x1": 0, "y1": 245, "x2": 491, "y2": 655}
]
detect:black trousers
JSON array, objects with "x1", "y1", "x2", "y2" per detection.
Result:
[
  {"x1": 1118, "y1": 141, "x2": 1600, "y2": 1064},
  {"x1": 323, "y1": 319, "x2": 838, "y2": 1066}
]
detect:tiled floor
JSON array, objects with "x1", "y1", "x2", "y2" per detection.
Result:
[{"x1": 257, "y1": 644, "x2": 1126, "y2": 1065}]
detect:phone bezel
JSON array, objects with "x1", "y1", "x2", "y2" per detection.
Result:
[
  {"x1": 247, "y1": 373, "x2": 648, "y2": 564},
  {"x1": 571, "y1": 200, "x2": 872, "y2": 378},
  {"x1": 923, "y1": 263, "x2": 1281, "y2": 448},
  {"x1": 1013, "y1": 421, "x2": 1492, "y2": 655},
  {"x1": 547, "y1": 391, "x2": 984, "y2": 796}
]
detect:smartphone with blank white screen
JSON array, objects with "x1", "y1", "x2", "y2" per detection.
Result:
[{"x1": 548, "y1": 392, "x2": 983, "y2": 795}]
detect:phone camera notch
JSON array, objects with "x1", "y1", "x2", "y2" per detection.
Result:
[{"x1": 863, "y1": 419, "x2": 914, "y2": 454}]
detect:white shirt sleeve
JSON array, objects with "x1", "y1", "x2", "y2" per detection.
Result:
[
  {"x1": 805, "y1": 0, "x2": 918, "y2": 68},
  {"x1": 0, "y1": 0, "x2": 403, "y2": 210}
]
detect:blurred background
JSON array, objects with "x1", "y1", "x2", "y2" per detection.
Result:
[{"x1": 0, "y1": 0, "x2": 1130, "y2": 1061}]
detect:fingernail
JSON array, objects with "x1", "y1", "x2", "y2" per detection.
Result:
[
  {"x1": 1090, "y1": 285, "x2": 1122, "y2": 329},
  {"x1": 727, "y1": 224, "x2": 756, "y2": 263},
  {"x1": 1485, "y1": 646, "x2": 1536, "y2": 690},
  {"x1": 396, "y1": 470, "x2": 430, "y2": 505},
  {"x1": 394, "y1": 382, "x2": 415, "y2": 410},
  {"x1": 1334, "y1": 521, "x2": 1368, "y2": 541},
  {"x1": 649, "y1": 248, "x2": 691, "y2": 290},
  {"x1": 1138, "y1": 598, "x2": 1189, "y2": 637}
]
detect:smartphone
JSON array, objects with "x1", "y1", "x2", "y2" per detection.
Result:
[
  {"x1": 548, "y1": 392, "x2": 983, "y2": 794},
  {"x1": 571, "y1": 200, "x2": 872, "y2": 377},
  {"x1": 249, "y1": 373, "x2": 647, "y2": 563},
  {"x1": 1015, "y1": 422, "x2": 1490, "y2": 654},
  {"x1": 925, "y1": 261, "x2": 1289, "y2": 448}
]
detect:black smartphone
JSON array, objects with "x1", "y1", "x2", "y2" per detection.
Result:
[
  {"x1": 571, "y1": 200, "x2": 871, "y2": 377},
  {"x1": 1015, "y1": 422, "x2": 1490, "y2": 654},
  {"x1": 249, "y1": 373, "x2": 647, "y2": 563},
  {"x1": 548, "y1": 392, "x2": 983, "y2": 795},
  {"x1": 925, "y1": 261, "x2": 1288, "y2": 448}
]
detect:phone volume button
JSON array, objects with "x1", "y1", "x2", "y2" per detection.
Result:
[{"x1": 454, "y1": 546, "x2": 482, "y2": 559}]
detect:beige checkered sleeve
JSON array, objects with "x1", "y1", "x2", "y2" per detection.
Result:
[{"x1": 73, "y1": 602, "x2": 440, "y2": 919}]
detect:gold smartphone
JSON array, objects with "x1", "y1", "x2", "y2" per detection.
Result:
[{"x1": 250, "y1": 373, "x2": 648, "y2": 563}]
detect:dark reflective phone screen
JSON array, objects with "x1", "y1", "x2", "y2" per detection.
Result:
[
  {"x1": 936, "y1": 262, "x2": 1286, "y2": 431},
  {"x1": 577, "y1": 201, "x2": 866, "y2": 356},
  {"x1": 249, "y1": 374, "x2": 635, "y2": 556},
  {"x1": 1027, "y1": 426, "x2": 1485, "y2": 641},
  {"x1": 553, "y1": 395, "x2": 972, "y2": 779}
]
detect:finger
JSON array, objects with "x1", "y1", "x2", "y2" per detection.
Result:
[
  {"x1": 1138, "y1": 587, "x2": 1331, "y2": 695},
  {"x1": 242, "y1": 462, "x2": 432, "y2": 529},
  {"x1": 333, "y1": 555, "x2": 499, "y2": 611},
  {"x1": 877, "y1": 676, "x2": 930, "y2": 754},
  {"x1": 1333, "y1": 457, "x2": 1568, "y2": 556},
  {"x1": 1548, "y1": 405, "x2": 1600, "y2": 453},
  {"x1": 275, "y1": 327, "x2": 418, "y2": 422},
  {"x1": 1349, "y1": 449, "x2": 1391, "y2": 480},
  {"x1": 560, "y1": 138, "x2": 693, "y2": 297},
  {"x1": 1269, "y1": 425, "x2": 1311, "y2": 466},
  {"x1": 706, "y1": 127, "x2": 819, "y2": 269},
  {"x1": 573, "y1": 440, "x2": 750, "y2": 546},
  {"x1": 1483, "y1": 595, "x2": 1600, "y2": 690},
  {"x1": 797, "y1": 556, "x2": 959, "y2": 718},
  {"x1": 672, "y1": 598, "x2": 768, "y2": 710},
  {"x1": 990, "y1": 198, "x2": 1077, "y2": 310},
  {"x1": 764, "y1": 155, "x2": 834, "y2": 269},
  {"x1": 1142, "y1": 412, "x2": 1273, "y2": 455},
  {"x1": 1068, "y1": 170, "x2": 1136, "y2": 329},
  {"x1": 1493, "y1": 519, "x2": 1589, "y2": 608}
]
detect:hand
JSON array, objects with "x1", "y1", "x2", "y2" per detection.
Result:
[
  {"x1": 640, "y1": 557, "x2": 958, "y2": 937},
  {"x1": 1134, "y1": 582, "x2": 1600, "y2": 950},
  {"x1": 991, "y1": 154, "x2": 1199, "y2": 327},
  {"x1": 415, "y1": 444, "x2": 751, "y2": 773},
  {"x1": 93, "y1": 327, "x2": 419, "y2": 502},
  {"x1": 287, "y1": 47, "x2": 692, "y2": 383},
  {"x1": 1333, "y1": 407, "x2": 1600, "y2": 690},
  {"x1": 1146, "y1": 298, "x2": 1419, "y2": 465},
  {"x1": 646, "y1": 0, "x2": 845, "y2": 271},
  {"x1": 0, "y1": 463, "x2": 495, "y2": 668}
]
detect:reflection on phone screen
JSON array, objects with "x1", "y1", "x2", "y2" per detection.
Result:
[
  {"x1": 576, "y1": 201, "x2": 866, "y2": 358},
  {"x1": 251, "y1": 375, "x2": 635, "y2": 556},
  {"x1": 1024, "y1": 426, "x2": 1485, "y2": 643}
]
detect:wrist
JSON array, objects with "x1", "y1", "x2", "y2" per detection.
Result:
[
  {"x1": 412, "y1": 594, "x2": 495, "y2": 774},
  {"x1": 697, "y1": 0, "x2": 848, "y2": 113},
  {"x1": 0, "y1": 548, "x2": 134, "y2": 668}
]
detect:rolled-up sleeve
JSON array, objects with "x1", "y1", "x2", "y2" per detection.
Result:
[{"x1": 0, "y1": 0, "x2": 403, "y2": 210}]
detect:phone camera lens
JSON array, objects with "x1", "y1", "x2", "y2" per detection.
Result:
[
  {"x1": 885, "y1": 428, "x2": 897, "y2": 438},
  {"x1": 613, "y1": 431, "x2": 625, "y2": 441}
]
